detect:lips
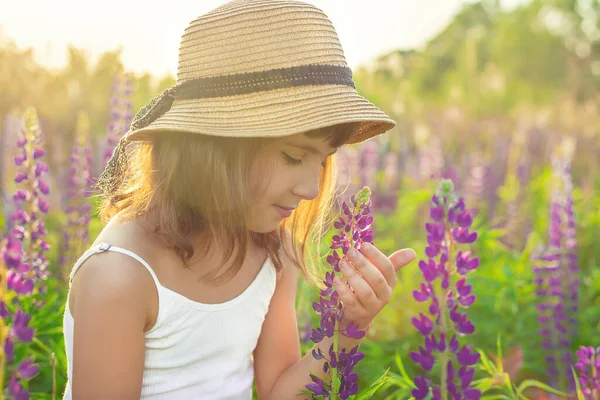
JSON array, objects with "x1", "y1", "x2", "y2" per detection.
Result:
[
  {"x1": 274, "y1": 204, "x2": 295, "y2": 218},
  {"x1": 276, "y1": 205, "x2": 296, "y2": 211}
]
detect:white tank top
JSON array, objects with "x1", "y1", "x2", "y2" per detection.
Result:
[{"x1": 62, "y1": 242, "x2": 277, "y2": 399}]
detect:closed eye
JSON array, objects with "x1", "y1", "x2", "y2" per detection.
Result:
[
  {"x1": 282, "y1": 152, "x2": 328, "y2": 168},
  {"x1": 282, "y1": 152, "x2": 302, "y2": 166}
]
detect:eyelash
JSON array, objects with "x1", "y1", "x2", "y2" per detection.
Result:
[{"x1": 282, "y1": 152, "x2": 327, "y2": 168}]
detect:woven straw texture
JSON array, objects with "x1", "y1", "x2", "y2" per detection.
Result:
[{"x1": 125, "y1": 0, "x2": 396, "y2": 144}]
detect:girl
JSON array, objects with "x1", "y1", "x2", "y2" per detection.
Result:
[{"x1": 63, "y1": 0, "x2": 416, "y2": 399}]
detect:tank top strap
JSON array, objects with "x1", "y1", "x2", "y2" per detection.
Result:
[{"x1": 69, "y1": 242, "x2": 162, "y2": 289}]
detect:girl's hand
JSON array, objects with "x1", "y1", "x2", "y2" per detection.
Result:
[{"x1": 333, "y1": 243, "x2": 416, "y2": 332}]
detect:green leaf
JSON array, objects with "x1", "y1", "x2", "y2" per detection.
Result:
[
  {"x1": 32, "y1": 337, "x2": 53, "y2": 354},
  {"x1": 395, "y1": 352, "x2": 416, "y2": 388},
  {"x1": 383, "y1": 388, "x2": 404, "y2": 400},
  {"x1": 515, "y1": 379, "x2": 569, "y2": 399},
  {"x1": 35, "y1": 327, "x2": 66, "y2": 336},
  {"x1": 571, "y1": 367, "x2": 586, "y2": 400},
  {"x1": 477, "y1": 349, "x2": 497, "y2": 376},
  {"x1": 481, "y1": 395, "x2": 513, "y2": 400},
  {"x1": 496, "y1": 334, "x2": 504, "y2": 373},
  {"x1": 473, "y1": 377, "x2": 499, "y2": 393},
  {"x1": 354, "y1": 369, "x2": 391, "y2": 400},
  {"x1": 385, "y1": 371, "x2": 409, "y2": 386}
]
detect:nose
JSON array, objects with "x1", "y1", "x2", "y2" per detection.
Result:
[{"x1": 291, "y1": 168, "x2": 320, "y2": 201}]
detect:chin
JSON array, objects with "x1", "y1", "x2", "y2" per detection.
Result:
[
  {"x1": 246, "y1": 207, "x2": 285, "y2": 234},
  {"x1": 248, "y1": 223, "x2": 281, "y2": 234}
]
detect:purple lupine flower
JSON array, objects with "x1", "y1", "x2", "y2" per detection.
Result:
[
  {"x1": 306, "y1": 187, "x2": 373, "y2": 399},
  {"x1": 533, "y1": 147, "x2": 580, "y2": 392},
  {"x1": 574, "y1": 346, "x2": 600, "y2": 399},
  {"x1": 358, "y1": 140, "x2": 379, "y2": 192},
  {"x1": 7, "y1": 374, "x2": 29, "y2": 400},
  {"x1": 4, "y1": 337, "x2": 15, "y2": 363},
  {"x1": 7, "y1": 107, "x2": 52, "y2": 284},
  {"x1": 499, "y1": 194, "x2": 525, "y2": 251},
  {"x1": 417, "y1": 133, "x2": 444, "y2": 182},
  {"x1": 464, "y1": 153, "x2": 487, "y2": 213},
  {"x1": 101, "y1": 72, "x2": 134, "y2": 173},
  {"x1": 0, "y1": 107, "x2": 45, "y2": 399},
  {"x1": 382, "y1": 151, "x2": 399, "y2": 190},
  {"x1": 410, "y1": 179, "x2": 481, "y2": 400},
  {"x1": 498, "y1": 131, "x2": 534, "y2": 251},
  {"x1": 3, "y1": 236, "x2": 23, "y2": 270},
  {"x1": 9, "y1": 309, "x2": 34, "y2": 344},
  {"x1": 7, "y1": 271, "x2": 34, "y2": 296},
  {"x1": 481, "y1": 164, "x2": 501, "y2": 218},
  {"x1": 17, "y1": 357, "x2": 40, "y2": 380},
  {"x1": 14, "y1": 154, "x2": 26, "y2": 167},
  {"x1": 374, "y1": 151, "x2": 400, "y2": 214},
  {"x1": 58, "y1": 111, "x2": 94, "y2": 279}
]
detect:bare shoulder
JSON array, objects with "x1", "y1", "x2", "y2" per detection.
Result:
[
  {"x1": 69, "y1": 242, "x2": 153, "y2": 398},
  {"x1": 69, "y1": 215, "x2": 160, "y2": 329},
  {"x1": 69, "y1": 248, "x2": 156, "y2": 325}
]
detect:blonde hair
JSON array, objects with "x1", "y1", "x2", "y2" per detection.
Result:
[{"x1": 96, "y1": 123, "x2": 355, "y2": 287}]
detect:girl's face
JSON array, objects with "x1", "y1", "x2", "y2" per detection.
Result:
[{"x1": 246, "y1": 132, "x2": 338, "y2": 233}]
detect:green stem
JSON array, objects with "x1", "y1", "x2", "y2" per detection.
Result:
[
  {"x1": 24, "y1": 126, "x2": 44, "y2": 283},
  {"x1": 440, "y1": 221, "x2": 455, "y2": 400},
  {"x1": 26, "y1": 136, "x2": 36, "y2": 281},
  {"x1": 439, "y1": 292, "x2": 449, "y2": 400},
  {"x1": 331, "y1": 201, "x2": 362, "y2": 399},
  {"x1": 52, "y1": 353, "x2": 56, "y2": 400},
  {"x1": 331, "y1": 326, "x2": 339, "y2": 400}
]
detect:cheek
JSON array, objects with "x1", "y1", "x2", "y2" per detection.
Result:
[
  {"x1": 248, "y1": 155, "x2": 295, "y2": 206},
  {"x1": 247, "y1": 150, "x2": 277, "y2": 202},
  {"x1": 264, "y1": 170, "x2": 290, "y2": 198}
]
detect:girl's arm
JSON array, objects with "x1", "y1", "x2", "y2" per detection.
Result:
[
  {"x1": 252, "y1": 242, "x2": 302, "y2": 399},
  {"x1": 254, "y1": 239, "x2": 415, "y2": 399},
  {"x1": 70, "y1": 252, "x2": 153, "y2": 399},
  {"x1": 253, "y1": 240, "x2": 366, "y2": 400}
]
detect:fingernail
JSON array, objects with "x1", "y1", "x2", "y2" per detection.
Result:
[{"x1": 348, "y1": 248, "x2": 358, "y2": 259}]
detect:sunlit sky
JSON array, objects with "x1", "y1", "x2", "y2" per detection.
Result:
[{"x1": 2, "y1": 0, "x2": 528, "y2": 78}]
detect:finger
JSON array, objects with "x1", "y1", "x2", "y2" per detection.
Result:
[
  {"x1": 342, "y1": 253, "x2": 387, "y2": 305},
  {"x1": 333, "y1": 274, "x2": 362, "y2": 313},
  {"x1": 389, "y1": 248, "x2": 417, "y2": 272},
  {"x1": 358, "y1": 242, "x2": 397, "y2": 287}
]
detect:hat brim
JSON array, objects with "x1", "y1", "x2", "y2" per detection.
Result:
[{"x1": 124, "y1": 84, "x2": 395, "y2": 145}]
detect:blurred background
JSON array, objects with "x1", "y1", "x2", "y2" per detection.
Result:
[{"x1": 1, "y1": 0, "x2": 599, "y2": 398}]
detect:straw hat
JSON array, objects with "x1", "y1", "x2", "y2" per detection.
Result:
[
  {"x1": 123, "y1": 0, "x2": 396, "y2": 144},
  {"x1": 97, "y1": 0, "x2": 396, "y2": 195}
]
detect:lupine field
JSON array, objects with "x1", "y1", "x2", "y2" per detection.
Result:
[{"x1": 1, "y1": 0, "x2": 600, "y2": 399}]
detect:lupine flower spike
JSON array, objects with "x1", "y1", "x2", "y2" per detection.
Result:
[
  {"x1": 305, "y1": 187, "x2": 373, "y2": 400},
  {"x1": 59, "y1": 111, "x2": 93, "y2": 281},
  {"x1": 533, "y1": 138, "x2": 580, "y2": 392},
  {"x1": 574, "y1": 346, "x2": 600, "y2": 400},
  {"x1": 102, "y1": 72, "x2": 134, "y2": 172},
  {"x1": 411, "y1": 179, "x2": 481, "y2": 400},
  {"x1": 1, "y1": 107, "x2": 45, "y2": 400},
  {"x1": 8, "y1": 107, "x2": 52, "y2": 288}
]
